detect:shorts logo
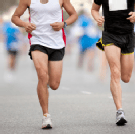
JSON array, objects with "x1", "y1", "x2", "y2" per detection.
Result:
[{"x1": 109, "y1": 0, "x2": 127, "y2": 11}]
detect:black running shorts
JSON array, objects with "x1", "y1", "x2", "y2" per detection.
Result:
[
  {"x1": 8, "y1": 50, "x2": 18, "y2": 56},
  {"x1": 29, "y1": 45, "x2": 65, "y2": 61},
  {"x1": 96, "y1": 31, "x2": 134, "y2": 55}
]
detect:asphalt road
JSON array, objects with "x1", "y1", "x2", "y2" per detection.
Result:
[{"x1": 0, "y1": 48, "x2": 135, "y2": 134}]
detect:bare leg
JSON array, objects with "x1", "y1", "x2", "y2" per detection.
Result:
[
  {"x1": 48, "y1": 60, "x2": 63, "y2": 90},
  {"x1": 32, "y1": 51, "x2": 49, "y2": 115},
  {"x1": 8, "y1": 55, "x2": 16, "y2": 70},
  {"x1": 121, "y1": 53, "x2": 134, "y2": 83},
  {"x1": 78, "y1": 52, "x2": 85, "y2": 68},
  {"x1": 99, "y1": 52, "x2": 108, "y2": 81},
  {"x1": 87, "y1": 48, "x2": 95, "y2": 72},
  {"x1": 105, "y1": 45, "x2": 122, "y2": 110}
]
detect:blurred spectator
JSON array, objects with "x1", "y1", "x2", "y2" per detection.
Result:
[
  {"x1": 0, "y1": 16, "x2": 4, "y2": 52},
  {"x1": 77, "y1": 10, "x2": 100, "y2": 71},
  {"x1": 2, "y1": 20, "x2": 21, "y2": 82}
]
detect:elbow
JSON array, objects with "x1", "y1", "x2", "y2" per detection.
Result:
[
  {"x1": 70, "y1": 12, "x2": 78, "y2": 21},
  {"x1": 11, "y1": 15, "x2": 14, "y2": 23},
  {"x1": 91, "y1": 9, "x2": 93, "y2": 15},
  {"x1": 75, "y1": 13, "x2": 78, "y2": 21},
  {"x1": 11, "y1": 15, "x2": 17, "y2": 25},
  {"x1": 91, "y1": 10, "x2": 94, "y2": 17},
  {"x1": 76, "y1": 13, "x2": 78, "y2": 20}
]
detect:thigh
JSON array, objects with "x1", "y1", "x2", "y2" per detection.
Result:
[
  {"x1": 121, "y1": 53, "x2": 134, "y2": 77},
  {"x1": 104, "y1": 45, "x2": 121, "y2": 72},
  {"x1": 31, "y1": 50, "x2": 49, "y2": 75},
  {"x1": 10, "y1": 54, "x2": 16, "y2": 62},
  {"x1": 48, "y1": 60, "x2": 63, "y2": 84}
]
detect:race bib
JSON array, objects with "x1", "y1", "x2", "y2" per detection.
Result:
[{"x1": 109, "y1": 0, "x2": 127, "y2": 11}]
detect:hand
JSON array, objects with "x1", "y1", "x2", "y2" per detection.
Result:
[
  {"x1": 23, "y1": 22, "x2": 36, "y2": 33},
  {"x1": 50, "y1": 22, "x2": 64, "y2": 31},
  {"x1": 96, "y1": 16, "x2": 105, "y2": 27},
  {"x1": 127, "y1": 12, "x2": 135, "y2": 23}
]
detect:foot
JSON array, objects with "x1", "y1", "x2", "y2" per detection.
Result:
[
  {"x1": 116, "y1": 109, "x2": 127, "y2": 125},
  {"x1": 42, "y1": 114, "x2": 52, "y2": 129}
]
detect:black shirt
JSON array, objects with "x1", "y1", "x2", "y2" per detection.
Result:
[{"x1": 94, "y1": 0, "x2": 134, "y2": 35}]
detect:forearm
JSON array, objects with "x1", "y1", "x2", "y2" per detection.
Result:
[
  {"x1": 65, "y1": 13, "x2": 78, "y2": 26},
  {"x1": 11, "y1": 16, "x2": 25, "y2": 28},
  {"x1": 91, "y1": 10, "x2": 101, "y2": 21}
]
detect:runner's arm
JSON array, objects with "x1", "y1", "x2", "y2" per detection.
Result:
[
  {"x1": 11, "y1": 0, "x2": 36, "y2": 33},
  {"x1": 127, "y1": 12, "x2": 135, "y2": 23},
  {"x1": 91, "y1": 3, "x2": 104, "y2": 27},
  {"x1": 50, "y1": 0, "x2": 78, "y2": 31},
  {"x1": 91, "y1": 3, "x2": 101, "y2": 22},
  {"x1": 63, "y1": 0, "x2": 78, "y2": 26},
  {"x1": 11, "y1": 0, "x2": 29, "y2": 27}
]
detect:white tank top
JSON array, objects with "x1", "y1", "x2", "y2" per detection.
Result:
[{"x1": 29, "y1": 0, "x2": 66, "y2": 49}]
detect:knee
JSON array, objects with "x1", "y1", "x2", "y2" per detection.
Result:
[
  {"x1": 36, "y1": 67, "x2": 49, "y2": 83},
  {"x1": 121, "y1": 75, "x2": 131, "y2": 83},
  {"x1": 111, "y1": 68, "x2": 121, "y2": 82},
  {"x1": 49, "y1": 81, "x2": 60, "y2": 90}
]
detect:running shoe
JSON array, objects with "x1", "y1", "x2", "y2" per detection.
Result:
[
  {"x1": 42, "y1": 114, "x2": 52, "y2": 129},
  {"x1": 116, "y1": 109, "x2": 127, "y2": 125}
]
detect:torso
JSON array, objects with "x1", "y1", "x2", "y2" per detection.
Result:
[
  {"x1": 28, "y1": 0, "x2": 66, "y2": 49},
  {"x1": 101, "y1": 0, "x2": 134, "y2": 34}
]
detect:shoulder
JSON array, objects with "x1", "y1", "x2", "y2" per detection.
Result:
[
  {"x1": 62, "y1": 0, "x2": 71, "y2": 7},
  {"x1": 19, "y1": 0, "x2": 30, "y2": 6},
  {"x1": 94, "y1": 0, "x2": 102, "y2": 5},
  {"x1": 63, "y1": 0, "x2": 71, "y2": 3}
]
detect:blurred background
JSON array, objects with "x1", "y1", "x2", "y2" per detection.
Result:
[{"x1": 0, "y1": 0, "x2": 135, "y2": 134}]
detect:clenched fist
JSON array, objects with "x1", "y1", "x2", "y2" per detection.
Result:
[
  {"x1": 23, "y1": 22, "x2": 36, "y2": 33},
  {"x1": 96, "y1": 16, "x2": 105, "y2": 27},
  {"x1": 50, "y1": 22, "x2": 64, "y2": 31},
  {"x1": 127, "y1": 12, "x2": 135, "y2": 23}
]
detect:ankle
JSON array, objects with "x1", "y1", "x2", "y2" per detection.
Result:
[
  {"x1": 43, "y1": 113, "x2": 49, "y2": 116},
  {"x1": 117, "y1": 108, "x2": 123, "y2": 111}
]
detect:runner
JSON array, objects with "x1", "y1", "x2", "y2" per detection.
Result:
[
  {"x1": 91, "y1": 0, "x2": 135, "y2": 125},
  {"x1": 3, "y1": 20, "x2": 20, "y2": 83},
  {"x1": 11, "y1": 0, "x2": 78, "y2": 129},
  {"x1": 77, "y1": 10, "x2": 99, "y2": 71}
]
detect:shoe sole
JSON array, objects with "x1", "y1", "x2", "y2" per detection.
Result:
[
  {"x1": 42, "y1": 124, "x2": 52, "y2": 129},
  {"x1": 116, "y1": 117, "x2": 127, "y2": 125}
]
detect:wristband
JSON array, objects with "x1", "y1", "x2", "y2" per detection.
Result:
[{"x1": 64, "y1": 22, "x2": 67, "y2": 28}]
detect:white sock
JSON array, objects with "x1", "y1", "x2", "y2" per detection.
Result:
[{"x1": 117, "y1": 108, "x2": 123, "y2": 111}]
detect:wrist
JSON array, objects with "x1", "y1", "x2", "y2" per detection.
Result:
[
  {"x1": 62, "y1": 22, "x2": 64, "y2": 28},
  {"x1": 95, "y1": 17, "x2": 100, "y2": 22},
  {"x1": 63, "y1": 21, "x2": 67, "y2": 28},
  {"x1": 22, "y1": 22, "x2": 26, "y2": 28}
]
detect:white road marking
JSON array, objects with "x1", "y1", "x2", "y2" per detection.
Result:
[{"x1": 81, "y1": 91, "x2": 91, "y2": 95}]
